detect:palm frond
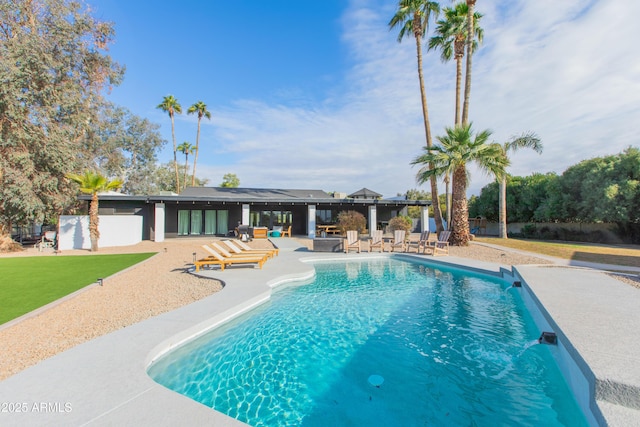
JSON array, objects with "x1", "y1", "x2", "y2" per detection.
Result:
[
  {"x1": 389, "y1": 0, "x2": 440, "y2": 41},
  {"x1": 65, "y1": 171, "x2": 123, "y2": 194},
  {"x1": 505, "y1": 132, "x2": 543, "y2": 154},
  {"x1": 157, "y1": 95, "x2": 182, "y2": 116}
]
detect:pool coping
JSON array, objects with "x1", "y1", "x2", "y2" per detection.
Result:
[{"x1": 0, "y1": 241, "x2": 638, "y2": 426}]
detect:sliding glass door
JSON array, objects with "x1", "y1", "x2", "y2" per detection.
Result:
[
  {"x1": 178, "y1": 210, "x2": 190, "y2": 236},
  {"x1": 249, "y1": 210, "x2": 292, "y2": 228},
  {"x1": 178, "y1": 209, "x2": 228, "y2": 236},
  {"x1": 204, "y1": 211, "x2": 217, "y2": 235}
]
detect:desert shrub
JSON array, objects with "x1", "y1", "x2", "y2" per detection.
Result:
[
  {"x1": 336, "y1": 210, "x2": 366, "y2": 234},
  {"x1": 0, "y1": 234, "x2": 23, "y2": 253},
  {"x1": 388, "y1": 215, "x2": 412, "y2": 234}
]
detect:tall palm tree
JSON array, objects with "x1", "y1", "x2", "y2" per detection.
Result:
[
  {"x1": 461, "y1": 0, "x2": 477, "y2": 125},
  {"x1": 389, "y1": 0, "x2": 445, "y2": 233},
  {"x1": 187, "y1": 101, "x2": 211, "y2": 186},
  {"x1": 412, "y1": 124, "x2": 507, "y2": 246},
  {"x1": 497, "y1": 133, "x2": 542, "y2": 238},
  {"x1": 428, "y1": 2, "x2": 483, "y2": 126},
  {"x1": 428, "y1": 3, "x2": 482, "y2": 229},
  {"x1": 156, "y1": 95, "x2": 182, "y2": 193},
  {"x1": 66, "y1": 171, "x2": 123, "y2": 252},
  {"x1": 177, "y1": 141, "x2": 195, "y2": 191}
]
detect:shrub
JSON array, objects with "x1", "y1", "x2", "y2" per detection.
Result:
[
  {"x1": 336, "y1": 210, "x2": 366, "y2": 234},
  {"x1": 512, "y1": 223, "x2": 612, "y2": 243},
  {"x1": 520, "y1": 224, "x2": 537, "y2": 238},
  {"x1": 388, "y1": 215, "x2": 412, "y2": 234}
]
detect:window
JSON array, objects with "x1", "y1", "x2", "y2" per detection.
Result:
[{"x1": 316, "y1": 209, "x2": 333, "y2": 223}]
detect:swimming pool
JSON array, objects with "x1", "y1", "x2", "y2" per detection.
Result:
[{"x1": 148, "y1": 258, "x2": 587, "y2": 426}]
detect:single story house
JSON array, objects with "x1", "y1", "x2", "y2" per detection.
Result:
[{"x1": 70, "y1": 187, "x2": 430, "y2": 246}]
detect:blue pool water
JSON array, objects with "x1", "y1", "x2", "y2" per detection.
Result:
[{"x1": 148, "y1": 258, "x2": 588, "y2": 426}]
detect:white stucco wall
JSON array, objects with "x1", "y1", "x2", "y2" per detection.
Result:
[{"x1": 58, "y1": 215, "x2": 143, "y2": 250}]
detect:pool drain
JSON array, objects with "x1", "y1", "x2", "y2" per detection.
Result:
[{"x1": 368, "y1": 374, "x2": 384, "y2": 387}]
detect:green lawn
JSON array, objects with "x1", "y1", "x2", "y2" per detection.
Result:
[
  {"x1": 0, "y1": 253, "x2": 156, "y2": 325},
  {"x1": 474, "y1": 237, "x2": 640, "y2": 267}
]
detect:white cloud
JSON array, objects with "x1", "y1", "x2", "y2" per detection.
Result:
[{"x1": 193, "y1": 0, "x2": 640, "y2": 198}]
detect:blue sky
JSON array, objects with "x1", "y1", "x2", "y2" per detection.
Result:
[{"x1": 90, "y1": 0, "x2": 640, "y2": 197}]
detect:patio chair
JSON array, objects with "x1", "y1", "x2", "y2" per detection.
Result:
[
  {"x1": 221, "y1": 240, "x2": 276, "y2": 259},
  {"x1": 369, "y1": 229, "x2": 384, "y2": 252},
  {"x1": 194, "y1": 245, "x2": 266, "y2": 271},
  {"x1": 407, "y1": 231, "x2": 435, "y2": 254},
  {"x1": 281, "y1": 225, "x2": 292, "y2": 238},
  {"x1": 344, "y1": 230, "x2": 361, "y2": 253},
  {"x1": 235, "y1": 239, "x2": 279, "y2": 256},
  {"x1": 430, "y1": 230, "x2": 451, "y2": 256},
  {"x1": 390, "y1": 230, "x2": 406, "y2": 252},
  {"x1": 38, "y1": 231, "x2": 57, "y2": 252}
]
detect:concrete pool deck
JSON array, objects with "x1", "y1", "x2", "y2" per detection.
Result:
[{"x1": 0, "y1": 239, "x2": 638, "y2": 426}]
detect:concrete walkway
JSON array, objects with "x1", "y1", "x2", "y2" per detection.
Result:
[{"x1": 0, "y1": 239, "x2": 638, "y2": 426}]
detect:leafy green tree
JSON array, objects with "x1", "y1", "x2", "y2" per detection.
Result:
[
  {"x1": 530, "y1": 173, "x2": 562, "y2": 222},
  {"x1": 187, "y1": 101, "x2": 211, "y2": 186},
  {"x1": 220, "y1": 173, "x2": 240, "y2": 188},
  {"x1": 88, "y1": 103, "x2": 166, "y2": 195},
  {"x1": 429, "y1": 2, "x2": 483, "y2": 126},
  {"x1": 157, "y1": 95, "x2": 182, "y2": 192},
  {"x1": 177, "y1": 142, "x2": 195, "y2": 191},
  {"x1": 402, "y1": 188, "x2": 446, "y2": 220},
  {"x1": 468, "y1": 182, "x2": 499, "y2": 220},
  {"x1": 470, "y1": 172, "x2": 561, "y2": 224},
  {"x1": 389, "y1": 0, "x2": 445, "y2": 233},
  {"x1": 496, "y1": 133, "x2": 542, "y2": 238},
  {"x1": 512, "y1": 174, "x2": 556, "y2": 223},
  {"x1": 0, "y1": 0, "x2": 123, "y2": 238},
  {"x1": 413, "y1": 124, "x2": 507, "y2": 245},
  {"x1": 556, "y1": 147, "x2": 640, "y2": 224},
  {"x1": 404, "y1": 189, "x2": 430, "y2": 218},
  {"x1": 65, "y1": 171, "x2": 123, "y2": 252},
  {"x1": 149, "y1": 162, "x2": 209, "y2": 193}
]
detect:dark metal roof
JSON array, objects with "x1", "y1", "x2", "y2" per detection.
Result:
[
  {"x1": 179, "y1": 187, "x2": 331, "y2": 199},
  {"x1": 80, "y1": 187, "x2": 430, "y2": 207},
  {"x1": 348, "y1": 188, "x2": 383, "y2": 198}
]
